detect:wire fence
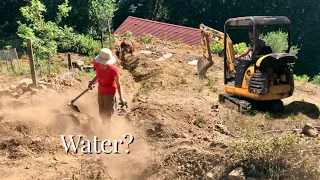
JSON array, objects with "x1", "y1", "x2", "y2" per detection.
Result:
[{"x1": 0, "y1": 47, "x2": 20, "y2": 73}]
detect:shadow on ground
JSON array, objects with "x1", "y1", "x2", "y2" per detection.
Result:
[
  {"x1": 245, "y1": 101, "x2": 320, "y2": 120},
  {"x1": 283, "y1": 101, "x2": 320, "y2": 119}
]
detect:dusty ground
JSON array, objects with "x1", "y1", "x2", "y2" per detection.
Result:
[{"x1": 0, "y1": 37, "x2": 319, "y2": 180}]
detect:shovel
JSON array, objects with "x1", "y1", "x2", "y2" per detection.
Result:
[{"x1": 67, "y1": 88, "x2": 91, "y2": 112}]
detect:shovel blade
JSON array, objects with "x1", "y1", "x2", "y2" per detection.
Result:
[{"x1": 68, "y1": 102, "x2": 81, "y2": 112}]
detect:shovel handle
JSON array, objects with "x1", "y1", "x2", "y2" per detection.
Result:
[{"x1": 71, "y1": 88, "x2": 90, "y2": 103}]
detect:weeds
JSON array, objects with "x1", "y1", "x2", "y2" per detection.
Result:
[
  {"x1": 226, "y1": 134, "x2": 320, "y2": 179},
  {"x1": 180, "y1": 78, "x2": 187, "y2": 84},
  {"x1": 289, "y1": 113, "x2": 296, "y2": 120},
  {"x1": 171, "y1": 40, "x2": 183, "y2": 46},
  {"x1": 205, "y1": 77, "x2": 219, "y2": 93},
  {"x1": 194, "y1": 85, "x2": 204, "y2": 92},
  {"x1": 264, "y1": 112, "x2": 272, "y2": 120},
  {"x1": 193, "y1": 117, "x2": 206, "y2": 128},
  {"x1": 142, "y1": 34, "x2": 154, "y2": 44}
]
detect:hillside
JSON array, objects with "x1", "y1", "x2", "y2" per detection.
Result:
[{"x1": 0, "y1": 37, "x2": 319, "y2": 180}]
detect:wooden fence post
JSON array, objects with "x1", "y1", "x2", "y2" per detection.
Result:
[
  {"x1": 68, "y1": 53, "x2": 72, "y2": 69},
  {"x1": 26, "y1": 38, "x2": 37, "y2": 86}
]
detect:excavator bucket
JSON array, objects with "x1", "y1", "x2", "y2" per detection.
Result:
[{"x1": 197, "y1": 58, "x2": 207, "y2": 79}]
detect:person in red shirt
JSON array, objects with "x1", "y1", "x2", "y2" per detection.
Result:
[{"x1": 88, "y1": 48, "x2": 127, "y2": 130}]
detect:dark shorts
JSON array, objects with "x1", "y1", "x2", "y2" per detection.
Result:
[{"x1": 98, "y1": 92, "x2": 115, "y2": 124}]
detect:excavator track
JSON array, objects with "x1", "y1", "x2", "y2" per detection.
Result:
[
  {"x1": 218, "y1": 93, "x2": 284, "y2": 114},
  {"x1": 218, "y1": 93, "x2": 252, "y2": 113}
]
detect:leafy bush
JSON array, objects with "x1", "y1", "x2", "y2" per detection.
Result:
[
  {"x1": 260, "y1": 30, "x2": 300, "y2": 57},
  {"x1": 17, "y1": 0, "x2": 101, "y2": 75},
  {"x1": 310, "y1": 73, "x2": 320, "y2": 85},
  {"x1": 233, "y1": 42, "x2": 247, "y2": 54},
  {"x1": 210, "y1": 42, "x2": 223, "y2": 55},
  {"x1": 226, "y1": 135, "x2": 320, "y2": 179},
  {"x1": 142, "y1": 34, "x2": 154, "y2": 44},
  {"x1": 293, "y1": 74, "x2": 310, "y2": 82}
]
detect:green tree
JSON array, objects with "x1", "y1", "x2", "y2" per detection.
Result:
[{"x1": 88, "y1": 0, "x2": 118, "y2": 46}]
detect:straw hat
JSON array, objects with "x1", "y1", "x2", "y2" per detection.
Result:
[{"x1": 95, "y1": 48, "x2": 116, "y2": 65}]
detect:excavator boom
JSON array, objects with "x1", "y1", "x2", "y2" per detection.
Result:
[{"x1": 197, "y1": 24, "x2": 236, "y2": 79}]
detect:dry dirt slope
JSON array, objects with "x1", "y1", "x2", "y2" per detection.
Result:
[
  {"x1": 119, "y1": 40, "x2": 320, "y2": 179},
  {"x1": 0, "y1": 38, "x2": 319, "y2": 180}
]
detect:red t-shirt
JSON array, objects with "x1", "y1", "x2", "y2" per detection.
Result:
[{"x1": 94, "y1": 61, "x2": 119, "y2": 95}]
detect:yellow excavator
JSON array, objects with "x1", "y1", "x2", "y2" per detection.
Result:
[{"x1": 197, "y1": 16, "x2": 296, "y2": 113}]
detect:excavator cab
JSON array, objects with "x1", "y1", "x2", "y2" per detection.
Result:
[{"x1": 198, "y1": 16, "x2": 296, "y2": 113}]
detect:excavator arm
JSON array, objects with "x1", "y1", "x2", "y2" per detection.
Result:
[{"x1": 197, "y1": 24, "x2": 236, "y2": 79}]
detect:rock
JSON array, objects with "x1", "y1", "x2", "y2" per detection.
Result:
[
  {"x1": 53, "y1": 157, "x2": 59, "y2": 161},
  {"x1": 203, "y1": 136, "x2": 209, "y2": 141},
  {"x1": 210, "y1": 141, "x2": 228, "y2": 149},
  {"x1": 206, "y1": 172, "x2": 214, "y2": 179},
  {"x1": 172, "y1": 133, "x2": 179, "y2": 138},
  {"x1": 16, "y1": 88, "x2": 24, "y2": 95},
  {"x1": 30, "y1": 87, "x2": 40, "y2": 93},
  {"x1": 9, "y1": 85, "x2": 16, "y2": 90},
  {"x1": 18, "y1": 78, "x2": 33, "y2": 87},
  {"x1": 57, "y1": 72, "x2": 77, "y2": 80},
  {"x1": 188, "y1": 60, "x2": 198, "y2": 65},
  {"x1": 0, "y1": 112, "x2": 3, "y2": 120},
  {"x1": 181, "y1": 133, "x2": 189, "y2": 139},
  {"x1": 72, "y1": 60, "x2": 84, "y2": 66},
  {"x1": 38, "y1": 84, "x2": 47, "y2": 91},
  {"x1": 139, "y1": 50, "x2": 152, "y2": 55},
  {"x1": 18, "y1": 78, "x2": 33, "y2": 91},
  {"x1": 215, "y1": 124, "x2": 234, "y2": 136},
  {"x1": 35, "y1": 157, "x2": 44, "y2": 162},
  {"x1": 211, "y1": 103, "x2": 219, "y2": 109},
  {"x1": 155, "y1": 53, "x2": 173, "y2": 61},
  {"x1": 11, "y1": 92, "x2": 20, "y2": 98},
  {"x1": 32, "y1": 138, "x2": 41, "y2": 143},
  {"x1": 227, "y1": 167, "x2": 246, "y2": 180},
  {"x1": 302, "y1": 123, "x2": 318, "y2": 137}
]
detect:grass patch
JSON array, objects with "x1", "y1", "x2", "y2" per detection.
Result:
[{"x1": 0, "y1": 60, "x2": 30, "y2": 77}]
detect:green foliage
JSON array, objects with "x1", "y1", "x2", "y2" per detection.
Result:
[
  {"x1": 142, "y1": 34, "x2": 154, "y2": 44},
  {"x1": 210, "y1": 42, "x2": 223, "y2": 55},
  {"x1": 16, "y1": 0, "x2": 100, "y2": 75},
  {"x1": 17, "y1": 0, "x2": 68, "y2": 74},
  {"x1": 233, "y1": 42, "x2": 247, "y2": 54},
  {"x1": 294, "y1": 74, "x2": 310, "y2": 82},
  {"x1": 227, "y1": 135, "x2": 320, "y2": 179},
  {"x1": 74, "y1": 34, "x2": 100, "y2": 56},
  {"x1": 310, "y1": 73, "x2": 320, "y2": 85},
  {"x1": 260, "y1": 30, "x2": 300, "y2": 57},
  {"x1": 88, "y1": 0, "x2": 117, "y2": 40}
]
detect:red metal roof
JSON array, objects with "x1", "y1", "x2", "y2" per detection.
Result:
[{"x1": 113, "y1": 16, "x2": 203, "y2": 46}]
